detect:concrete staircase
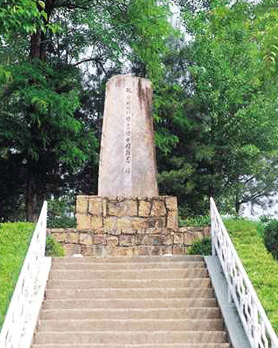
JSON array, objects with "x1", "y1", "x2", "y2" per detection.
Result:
[{"x1": 32, "y1": 256, "x2": 230, "y2": 348}]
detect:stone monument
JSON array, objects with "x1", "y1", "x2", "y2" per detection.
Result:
[
  {"x1": 99, "y1": 75, "x2": 158, "y2": 197},
  {"x1": 75, "y1": 75, "x2": 180, "y2": 255}
]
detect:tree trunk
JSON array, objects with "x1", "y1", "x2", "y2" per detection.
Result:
[{"x1": 25, "y1": 170, "x2": 38, "y2": 222}]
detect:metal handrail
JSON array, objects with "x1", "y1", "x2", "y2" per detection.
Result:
[
  {"x1": 210, "y1": 197, "x2": 278, "y2": 348},
  {"x1": 0, "y1": 201, "x2": 49, "y2": 348}
]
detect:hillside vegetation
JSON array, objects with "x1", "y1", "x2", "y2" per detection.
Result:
[{"x1": 0, "y1": 223, "x2": 34, "y2": 328}]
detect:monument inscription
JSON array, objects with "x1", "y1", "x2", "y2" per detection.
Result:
[{"x1": 98, "y1": 75, "x2": 158, "y2": 197}]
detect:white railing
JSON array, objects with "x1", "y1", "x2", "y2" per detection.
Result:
[
  {"x1": 210, "y1": 197, "x2": 278, "y2": 348},
  {"x1": 0, "y1": 201, "x2": 51, "y2": 348}
]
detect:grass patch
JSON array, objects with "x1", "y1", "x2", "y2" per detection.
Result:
[
  {"x1": 0, "y1": 222, "x2": 34, "y2": 328},
  {"x1": 224, "y1": 218, "x2": 278, "y2": 334}
]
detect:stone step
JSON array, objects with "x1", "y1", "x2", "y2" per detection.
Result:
[
  {"x1": 32, "y1": 344, "x2": 230, "y2": 348},
  {"x1": 45, "y1": 287, "x2": 215, "y2": 300},
  {"x1": 38, "y1": 318, "x2": 224, "y2": 332},
  {"x1": 40, "y1": 307, "x2": 222, "y2": 320},
  {"x1": 52, "y1": 260, "x2": 206, "y2": 270},
  {"x1": 34, "y1": 331, "x2": 227, "y2": 344},
  {"x1": 49, "y1": 268, "x2": 209, "y2": 280},
  {"x1": 47, "y1": 277, "x2": 212, "y2": 289},
  {"x1": 42, "y1": 297, "x2": 218, "y2": 310},
  {"x1": 53, "y1": 255, "x2": 204, "y2": 263}
]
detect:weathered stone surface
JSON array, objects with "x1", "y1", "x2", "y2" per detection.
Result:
[
  {"x1": 150, "y1": 199, "x2": 166, "y2": 217},
  {"x1": 52, "y1": 232, "x2": 66, "y2": 243},
  {"x1": 94, "y1": 234, "x2": 106, "y2": 245},
  {"x1": 98, "y1": 75, "x2": 158, "y2": 197},
  {"x1": 76, "y1": 196, "x2": 89, "y2": 214},
  {"x1": 132, "y1": 217, "x2": 148, "y2": 230},
  {"x1": 64, "y1": 244, "x2": 81, "y2": 256},
  {"x1": 102, "y1": 199, "x2": 107, "y2": 217},
  {"x1": 119, "y1": 235, "x2": 136, "y2": 246},
  {"x1": 160, "y1": 233, "x2": 173, "y2": 245},
  {"x1": 173, "y1": 245, "x2": 185, "y2": 255},
  {"x1": 80, "y1": 233, "x2": 93, "y2": 245},
  {"x1": 108, "y1": 199, "x2": 137, "y2": 217},
  {"x1": 77, "y1": 214, "x2": 90, "y2": 230},
  {"x1": 104, "y1": 217, "x2": 117, "y2": 233},
  {"x1": 138, "y1": 200, "x2": 151, "y2": 217},
  {"x1": 165, "y1": 196, "x2": 178, "y2": 211},
  {"x1": 88, "y1": 197, "x2": 103, "y2": 216},
  {"x1": 184, "y1": 232, "x2": 195, "y2": 245},
  {"x1": 106, "y1": 236, "x2": 118, "y2": 246},
  {"x1": 90, "y1": 217, "x2": 103, "y2": 230},
  {"x1": 140, "y1": 235, "x2": 160, "y2": 246},
  {"x1": 204, "y1": 226, "x2": 211, "y2": 236},
  {"x1": 166, "y1": 210, "x2": 178, "y2": 230},
  {"x1": 173, "y1": 233, "x2": 183, "y2": 245},
  {"x1": 67, "y1": 232, "x2": 79, "y2": 244}
]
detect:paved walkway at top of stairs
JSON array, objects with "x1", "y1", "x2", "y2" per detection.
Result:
[{"x1": 32, "y1": 255, "x2": 230, "y2": 348}]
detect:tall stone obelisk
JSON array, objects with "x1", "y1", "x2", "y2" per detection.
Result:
[{"x1": 98, "y1": 75, "x2": 158, "y2": 197}]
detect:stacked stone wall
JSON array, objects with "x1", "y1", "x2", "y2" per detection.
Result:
[
  {"x1": 49, "y1": 225, "x2": 210, "y2": 257},
  {"x1": 76, "y1": 195, "x2": 178, "y2": 231}
]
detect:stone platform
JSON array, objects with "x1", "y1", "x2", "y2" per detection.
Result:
[{"x1": 48, "y1": 195, "x2": 210, "y2": 257}]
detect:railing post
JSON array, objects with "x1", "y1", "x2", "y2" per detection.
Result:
[{"x1": 210, "y1": 197, "x2": 216, "y2": 256}]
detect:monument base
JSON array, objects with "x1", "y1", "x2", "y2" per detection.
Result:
[
  {"x1": 48, "y1": 195, "x2": 210, "y2": 257},
  {"x1": 76, "y1": 195, "x2": 178, "y2": 232}
]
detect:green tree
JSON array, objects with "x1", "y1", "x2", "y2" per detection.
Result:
[{"x1": 0, "y1": 0, "x2": 176, "y2": 221}]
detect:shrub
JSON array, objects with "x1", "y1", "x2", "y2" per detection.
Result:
[
  {"x1": 46, "y1": 235, "x2": 65, "y2": 257},
  {"x1": 263, "y1": 219, "x2": 278, "y2": 260},
  {"x1": 187, "y1": 237, "x2": 212, "y2": 255},
  {"x1": 179, "y1": 215, "x2": 210, "y2": 227}
]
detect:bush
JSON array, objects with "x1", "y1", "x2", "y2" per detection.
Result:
[
  {"x1": 47, "y1": 197, "x2": 76, "y2": 228},
  {"x1": 46, "y1": 235, "x2": 65, "y2": 257},
  {"x1": 187, "y1": 237, "x2": 212, "y2": 255},
  {"x1": 179, "y1": 215, "x2": 210, "y2": 227},
  {"x1": 263, "y1": 219, "x2": 278, "y2": 260}
]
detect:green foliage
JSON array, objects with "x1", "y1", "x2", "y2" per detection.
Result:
[
  {"x1": 225, "y1": 218, "x2": 278, "y2": 334},
  {"x1": 0, "y1": 222, "x2": 34, "y2": 328},
  {"x1": 263, "y1": 219, "x2": 278, "y2": 260},
  {"x1": 187, "y1": 237, "x2": 212, "y2": 255},
  {"x1": 179, "y1": 214, "x2": 210, "y2": 227},
  {"x1": 47, "y1": 197, "x2": 76, "y2": 228},
  {"x1": 45, "y1": 234, "x2": 65, "y2": 257}
]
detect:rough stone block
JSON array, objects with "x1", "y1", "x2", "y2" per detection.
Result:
[
  {"x1": 80, "y1": 233, "x2": 93, "y2": 245},
  {"x1": 119, "y1": 235, "x2": 136, "y2": 246},
  {"x1": 77, "y1": 214, "x2": 91, "y2": 230},
  {"x1": 104, "y1": 217, "x2": 117, "y2": 233},
  {"x1": 161, "y1": 246, "x2": 173, "y2": 255},
  {"x1": 166, "y1": 210, "x2": 178, "y2": 230},
  {"x1": 103, "y1": 199, "x2": 107, "y2": 217},
  {"x1": 204, "y1": 226, "x2": 211, "y2": 236},
  {"x1": 150, "y1": 199, "x2": 167, "y2": 217},
  {"x1": 165, "y1": 196, "x2": 178, "y2": 211},
  {"x1": 173, "y1": 233, "x2": 183, "y2": 245},
  {"x1": 67, "y1": 232, "x2": 79, "y2": 244},
  {"x1": 132, "y1": 217, "x2": 148, "y2": 230},
  {"x1": 140, "y1": 235, "x2": 160, "y2": 246},
  {"x1": 106, "y1": 236, "x2": 118, "y2": 246},
  {"x1": 160, "y1": 233, "x2": 173, "y2": 245},
  {"x1": 76, "y1": 196, "x2": 89, "y2": 214},
  {"x1": 108, "y1": 199, "x2": 137, "y2": 217},
  {"x1": 94, "y1": 234, "x2": 107, "y2": 245},
  {"x1": 88, "y1": 197, "x2": 103, "y2": 216},
  {"x1": 90, "y1": 217, "x2": 103, "y2": 230},
  {"x1": 117, "y1": 217, "x2": 132, "y2": 231},
  {"x1": 52, "y1": 232, "x2": 66, "y2": 243},
  {"x1": 138, "y1": 200, "x2": 151, "y2": 217},
  {"x1": 113, "y1": 247, "x2": 136, "y2": 257},
  {"x1": 184, "y1": 232, "x2": 194, "y2": 245},
  {"x1": 173, "y1": 245, "x2": 185, "y2": 255},
  {"x1": 64, "y1": 244, "x2": 81, "y2": 256},
  {"x1": 80, "y1": 245, "x2": 93, "y2": 256}
]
